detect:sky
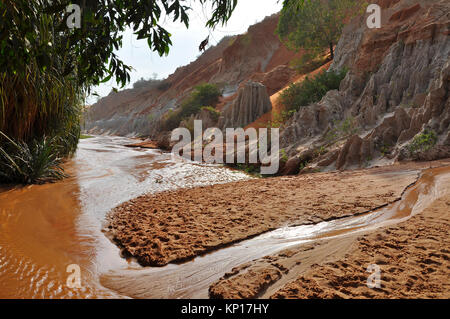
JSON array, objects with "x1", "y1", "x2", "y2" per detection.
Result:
[{"x1": 87, "y1": 0, "x2": 283, "y2": 104}]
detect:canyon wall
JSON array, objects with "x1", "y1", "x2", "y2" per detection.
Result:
[
  {"x1": 84, "y1": 14, "x2": 300, "y2": 137},
  {"x1": 85, "y1": 0, "x2": 449, "y2": 173},
  {"x1": 279, "y1": 0, "x2": 449, "y2": 173}
]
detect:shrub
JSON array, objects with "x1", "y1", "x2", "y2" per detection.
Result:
[
  {"x1": 408, "y1": 129, "x2": 438, "y2": 154},
  {"x1": 276, "y1": 0, "x2": 364, "y2": 60},
  {"x1": 266, "y1": 110, "x2": 296, "y2": 128},
  {"x1": 132, "y1": 76, "x2": 167, "y2": 90},
  {"x1": 201, "y1": 106, "x2": 221, "y2": 122},
  {"x1": 280, "y1": 148, "x2": 288, "y2": 163},
  {"x1": 0, "y1": 132, "x2": 67, "y2": 184},
  {"x1": 157, "y1": 81, "x2": 171, "y2": 91},
  {"x1": 279, "y1": 69, "x2": 347, "y2": 112},
  {"x1": 161, "y1": 83, "x2": 221, "y2": 130},
  {"x1": 290, "y1": 52, "x2": 330, "y2": 75},
  {"x1": 162, "y1": 109, "x2": 184, "y2": 132},
  {"x1": 324, "y1": 116, "x2": 358, "y2": 144}
]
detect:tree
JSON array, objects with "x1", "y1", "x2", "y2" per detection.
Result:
[
  {"x1": 1, "y1": 0, "x2": 238, "y2": 90},
  {"x1": 277, "y1": 0, "x2": 366, "y2": 60},
  {"x1": 0, "y1": 0, "x2": 239, "y2": 183},
  {"x1": 0, "y1": 0, "x2": 237, "y2": 142}
]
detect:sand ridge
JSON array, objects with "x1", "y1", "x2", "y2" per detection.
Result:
[
  {"x1": 208, "y1": 163, "x2": 450, "y2": 299},
  {"x1": 270, "y1": 193, "x2": 450, "y2": 299},
  {"x1": 105, "y1": 164, "x2": 422, "y2": 267}
]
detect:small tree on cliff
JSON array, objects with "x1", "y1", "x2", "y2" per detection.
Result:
[{"x1": 277, "y1": 0, "x2": 366, "y2": 60}]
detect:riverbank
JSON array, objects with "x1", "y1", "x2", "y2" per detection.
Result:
[
  {"x1": 269, "y1": 189, "x2": 450, "y2": 299},
  {"x1": 105, "y1": 161, "x2": 444, "y2": 265},
  {"x1": 0, "y1": 136, "x2": 251, "y2": 299},
  {"x1": 104, "y1": 159, "x2": 450, "y2": 298},
  {"x1": 208, "y1": 163, "x2": 450, "y2": 299}
]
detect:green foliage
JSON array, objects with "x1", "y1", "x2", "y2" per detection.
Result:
[
  {"x1": 0, "y1": 132, "x2": 67, "y2": 184},
  {"x1": 240, "y1": 33, "x2": 252, "y2": 47},
  {"x1": 201, "y1": 106, "x2": 221, "y2": 122},
  {"x1": 280, "y1": 149, "x2": 289, "y2": 163},
  {"x1": 80, "y1": 134, "x2": 94, "y2": 139},
  {"x1": 408, "y1": 129, "x2": 438, "y2": 154},
  {"x1": 1, "y1": 1, "x2": 238, "y2": 89},
  {"x1": 162, "y1": 83, "x2": 221, "y2": 130},
  {"x1": 380, "y1": 143, "x2": 392, "y2": 157},
  {"x1": 279, "y1": 69, "x2": 347, "y2": 112},
  {"x1": 235, "y1": 164, "x2": 261, "y2": 177},
  {"x1": 157, "y1": 81, "x2": 172, "y2": 91},
  {"x1": 266, "y1": 110, "x2": 296, "y2": 128},
  {"x1": 133, "y1": 77, "x2": 162, "y2": 90},
  {"x1": 277, "y1": 0, "x2": 366, "y2": 59},
  {"x1": 314, "y1": 145, "x2": 327, "y2": 157},
  {"x1": 340, "y1": 116, "x2": 358, "y2": 136},
  {"x1": 0, "y1": 59, "x2": 83, "y2": 153},
  {"x1": 0, "y1": 1, "x2": 236, "y2": 184},
  {"x1": 324, "y1": 116, "x2": 358, "y2": 144},
  {"x1": 299, "y1": 160, "x2": 308, "y2": 171},
  {"x1": 290, "y1": 52, "x2": 330, "y2": 75}
]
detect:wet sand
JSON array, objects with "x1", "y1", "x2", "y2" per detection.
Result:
[
  {"x1": 1, "y1": 134, "x2": 448, "y2": 298},
  {"x1": 105, "y1": 160, "x2": 450, "y2": 299},
  {"x1": 105, "y1": 165, "x2": 423, "y2": 267},
  {"x1": 0, "y1": 136, "x2": 250, "y2": 299},
  {"x1": 124, "y1": 140, "x2": 158, "y2": 149},
  {"x1": 209, "y1": 164, "x2": 450, "y2": 299},
  {"x1": 270, "y1": 193, "x2": 450, "y2": 298}
]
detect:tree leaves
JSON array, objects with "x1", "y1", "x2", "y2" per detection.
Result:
[{"x1": 276, "y1": 0, "x2": 365, "y2": 58}]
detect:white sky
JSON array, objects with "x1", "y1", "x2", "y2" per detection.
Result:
[{"x1": 88, "y1": 0, "x2": 282, "y2": 104}]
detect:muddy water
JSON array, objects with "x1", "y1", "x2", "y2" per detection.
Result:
[
  {"x1": 100, "y1": 165, "x2": 450, "y2": 299},
  {"x1": 0, "y1": 136, "x2": 250, "y2": 298}
]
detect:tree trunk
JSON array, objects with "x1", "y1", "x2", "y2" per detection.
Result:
[{"x1": 329, "y1": 42, "x2": 334, "y2": 60}]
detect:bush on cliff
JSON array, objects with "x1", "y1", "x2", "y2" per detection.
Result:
[
  {"x1": 277, "y1": 0, "x2": 365, "y2": 60},
  {"x1": 408, "y1": 129, "x2": 438, "y2": 154},
  {"x1": 132, "y1": 76, "x2": 162, "y2": 90},
  {"x1": 280, "y1": 69, "x2": 347, "y2": 112},
  {"x1": 162, "y1": 83, "x2": 221, "y2": 130}
]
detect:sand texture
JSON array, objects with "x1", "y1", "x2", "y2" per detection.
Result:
[{"x1": 106, "y1": 164, "x2": 420, "y2": 266}]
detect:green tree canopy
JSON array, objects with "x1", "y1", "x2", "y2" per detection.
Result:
[
  {"x1": 1, "y1": 0, "x2": 238, "y2": 90},
  {"x1": 277, "y1": 0, "x2": 366, "y2": 59},
  {"x1": 0, "y1": 0, "x2": 237, "y2": 142}
]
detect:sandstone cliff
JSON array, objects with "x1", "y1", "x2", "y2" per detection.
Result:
[
  {"x1": 279, "y1": 0, "x2": 449, "y2": 173},
  {"x1": 219, "y1": 81, "x2": 273, "y2": 129},
  {"x1": 84, "y1": 0, "x2": 449, "y2": 174}
]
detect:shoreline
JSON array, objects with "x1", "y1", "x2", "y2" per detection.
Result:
[
  {"x1": 270, "y1": 180, "x2": 450, "y2": 298},
  {"x1": 105, "y1": 163, "x2": 425, "y2": 267},
  {"x1": 103, "y1": 159, "x2": 450, "y2": 298}
]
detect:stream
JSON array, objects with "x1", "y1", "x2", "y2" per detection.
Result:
[{"x1": 0, "y1": 136, "x2": 448, "y2": 298}]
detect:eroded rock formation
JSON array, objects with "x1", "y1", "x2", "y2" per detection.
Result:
[
  {"x1": 220, "y1": 81, "x2": 273, "y2": 129},
  {"x1": 280, "y1": 0, "x2": 450, "y2": 172}
]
